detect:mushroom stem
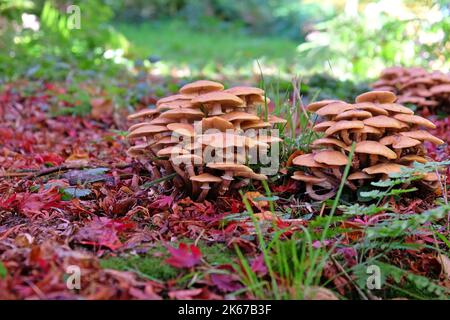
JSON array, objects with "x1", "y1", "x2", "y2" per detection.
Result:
[
  {"x1": 219, "y1": 170, "x2": 234, "y2": 195},
  {"x1": 306, "y1": 183, "x2": 337, "y2": 201},
  {"x1": 340, "y1": 130, "x2": 352, "y2": 145},
  {"x1": 210, "y1": 103, "x2": 223, "y2": 116},
  {"x1": 196, "y1": 183, "x2": 210, "y2": 202},
  {"x1": 185, "y1": 164, "x2": 199, "y2": 195},
  {"x1": 369, "y1": 154, "x2": 379, "y2": 166}
]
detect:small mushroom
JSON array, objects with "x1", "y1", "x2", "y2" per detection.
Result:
[
  {"x1": 207, "y1": 163, "x2": 254, "y2": 195},
  {"x1": 190, "y1": 173, "x2": 222, "y2": 202},
  {"x1": 191, "y1": 92, "x2": 243, "y2": 116}
]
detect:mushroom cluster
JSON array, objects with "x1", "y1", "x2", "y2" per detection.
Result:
[
  {"x1": 126, "y1": 80, "x2": 284, "y2": 201},
  {"x1": 291, "y1": 90, "x2": 445, "y2": 201},
  {"x1": 372, "y1": 67, "x2": 450, "y2": 114}
]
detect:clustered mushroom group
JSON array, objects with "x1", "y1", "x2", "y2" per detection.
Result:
[
  {"x1": 372, "y1": 67, "x2": 450, "y2": 114},
  {"x1": 126, "y1": 80, "x2": 285, "y2": 201},
  {"x1": 291, "y1": 90, "x2": 445, "y2": 201}
]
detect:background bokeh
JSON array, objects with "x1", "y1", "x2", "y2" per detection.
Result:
[{"x1": 0, "y1": 0, "x2": 448, "y2": 99}]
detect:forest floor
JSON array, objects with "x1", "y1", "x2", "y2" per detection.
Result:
[{"x1": 0, "y1": 79, "x2": 449, "y2": 300}]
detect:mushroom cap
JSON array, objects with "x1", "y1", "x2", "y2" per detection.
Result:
[
  {"x1": 207, "y1": 162, "x2": 253, "y2": 173},
  {"x1": 430, "y1": 84, "x2": 450, "y2": 95},
  {"x1": 149, "y1": 116, "x2": 174, "y2": 125},
  {"x1": 312, "y1": 121, "x2": 336, "y2": 132},
  {"x1": 292, "y1": 153, "x2": 325, "y2": 168},
  {"x1": 399, "y1": 155, "x2": 428, "y2": 164},
  {"x1": 191, "y1": 92, "x2": 243, "y2": 108},
  {"x1": 179, "y1": 80, "x2": 224, "y2": 94},
  {"x1": 198, "y1": 132, "x2": 247, "y2": 148},
  {"x1": 399, "y1": 130, "x2": 444, "y2": 145},
  {"x1": 352, "y1": 103, "x2": 389, "y2": 115},
  {"x1": 234, "y1": 171, "x2": 268, "y2": 180},
  {"x1": 156, "y1": 94, "x2": 193, "y2": 106},
  {"x1": 200, "y1": 116, "x2": 234, "y2": 132},
  {"x1": 292, "y1": 171, "x2": 326, "y2": 183},
  {"x1": 311, "y1": 138, "x2": 348, "y2": 149},
  {"x1": 421, "y1": 172, "x2": 439, "y2": 182},
  {"x1": 127, "y1": 124, "x2": 169, "y2": 138},
  {"x1": 362, "y1": 115, "x2": 404, "y2": 129},
  {"x1": 127, "y1": 108, "x2": 159, "y2": 120},
  {"x1": 257, "y1": 135, "x2": 283, "y2": 144},
  {"x1": 351, "y1": 125, "x2": 382, "y2": 135},
  {"x1": 160, "y1": 108, "x2": 204, "y2": 120},
  {"x1": 167, "y1": 123, "x2": 195, "y2": 137},
  {"x1": 224, "y1": 86, "x2": 264, "y2": 96},
  {"x1": 190, "y1": 173, "x2": 222, "y2": 183},
  {"x1": 393, "y1": 114, "x2": 436, "y2": 129},
  {"x1": 221, "y1": 111, "x2": 259, "y2": 123},
  {"x1": 354, "y1": 141, "x2": 397, "y2": 159},
  {"x1": 128, "y1": 122, "x2": 151, "y2": 132},
  {"x1": 363, "y1": 163, "x2": 406, "y2": 175},
  {"x1": 315, "y1": 102, "x2": 354, "y2": 117},
  {"x1": 153, "y1": 136, "x2": 178, "y2": 146},
  {"x1": 391, "y1": 136, "x2": 421, "y2": 149},
  {"x1": 335, "y1": 110, "x2": 372, "y2": 120},
  {"x1": 401, "y1": 77, "x2": 434, "y2": 89},
  {"x1": 325, "y1": 120, "x2": 364, "y2": 136},
  {"x1": 379, "y1": 103, "x2": 414, "y2": 115},
  {"x1": 379, "y1": 135, "x2": 398, "y2": 146},
  {"x1": 171, "y1": 154, "x2": 203, "y2": 165},
  {"x1": 156, "y1": 146, "x2": 189, "y2": 157},
  {"x1": 126, "y1": 144, "x2": 150, "y2": 156},
  {"x1": 157, "y1": 100, "x2": 193, "y2": 111},
  {"x1": 355, "y1": 91, "x2": 396, "y2": 103},
  {"x1": 306, "y1": 100, "x2": 341, "y2": 112},
  {"x1": 241, "y1": 120, "x2": 272, "y2": 130},
  {"x1": 313, "y1": 150, "x2": 349, "y2": 166},
  {"x1": 347, "y1": 171, "x2": 373, "y2": 180},
  {"x1": 268, "y1": 115, "x2": 288, "y2": 125}
]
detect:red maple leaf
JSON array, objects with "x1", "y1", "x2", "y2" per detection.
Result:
[
  {"x1": 149, "y1": 195, "x2": 174, "y2": 210},
  {"x1": 165, "y1": 243, "x2": 202, "y2": 269}
]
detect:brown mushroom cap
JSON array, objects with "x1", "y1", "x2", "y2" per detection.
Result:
[
  {"x1": 127, "y1": 108, "x2": 159, "y2": 120},
  {"x1": 160, "y1": 108, "x2": 204, "y2": 120},
  {"x1": 378, "y1": 103, "x2": 414, "y2": 115},
  {"x1": 190, "y1": 173, "x2": 222, "y2": 183},
  {"x1": 156, "y1": 94, "x2": 193, "y2": 106},
  {"x1": 351, "y1": 125, "x2": 382, "y2": 135},
  {"x1": 224, "y1": 86, "x2": 264, "y2": 96},
  {"x1": 221, "y1": 111, "x2": 260, "y2": 123},
  {"x1": 399, "y1": 130, "x2": 444, "y2": 145},
  {"x1": 429, "y1": 84, "x2": 450, "y2": 95},
  {"x1": 393, "y1": 114, "x2": 436, "y2": 129},
  {"x1": 191, "y1": 92, "x2": 243, "y2": 108},
  {"x1": 153, "y1": 136, "x2": 178, "y2": 146},
  {"x1": 306, "y1": 100, "x2": 341, "y2": 112},
  {"x1": 207, "y1": 162, "x2": 253, "y2": 173},
  {"x1": 313, "y1": 150, "x2": 349, "y2": 166},
  {"x1": 179, "y1": 80, "x2": 224, "y2": 95},
  {"x1": 156, "y1": 146, "x2": 189, "y2": 157},
  {"x1": 347, "y1": 171, "x2": 373, "y2": 180},
  {"x1": 311, "y1": 138, "x2": 348, "y2": 149},
  {"x1": 127, "y1": 124, "x2": 169, "y2": 139},
  {"x1": 354, "y1": 141, "x2": 397, "y2": 159},
  {"x1": 335, "y1": 110, "x2": 372, "y2": 120},
  {"x1": 149, "y1": 116, "x2": 175, "y2": 125},
  {"x1": 167, "y1": 123, "x2": 195, "y2": 137},
  {"x1": 356, "y1": 91, "x2": 396, "y2": 103},
  {"x1": 313, "y1": 121, "x2": 336, "y2": 132},
  {"x1": 200, "y1": 116, "x2": 234, "y2": 132},
  {"x1": 315, "y1": 102, "x2": 354, "y2": 117},
  {"x1": 268, "y1": 115, "x2": 288, "y2": 125},
  {"x1": 157, "y1": 100, "x2": 193, "y2": 111},
  {"x1": 379, "y1": 135, "x2": 398, "y2": 146},
  {"x1": 292, "y1": 153, "x2": 326, "y2": 168},
  {"x1": 352, "y1": 103, "x2": 389, "y2": 115},
  {"x1": 128, "y1": 122, "x2": 152, "y2": 132},
  {"x1": 241, "y1": 120, "x2": 272, "y2": 130},
  {"x1": 325, "y1": 120, "x2": 364, "y2": 136},
  {"x1": 391, "y1": 136, "x2": 421, "y2": 149},
  {"x1": 399, "y1": 155, "x2": 428, "y2": 164},
  {"x1": 292, "y1": 171, "x2": 326, "y2": 183},
  {"x1": 234, "y1": 171, "x2": 268, "y2": 180},
  {"x1": 126, "y1": 144, "x2": 151, "y2": 157},
  {"x1": 363, "y1": 163, "x2": 406, "y2": 175},
  {"x1": 362, "y1": 115, "x2": 404, "y2": 129},
  {"x1": 199, "y1": 132, "x2": 247, "y2": 148}
]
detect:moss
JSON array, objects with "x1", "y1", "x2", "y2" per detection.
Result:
[{"x1": 99, "y1": 242, "x2": 235, "y2": 281}]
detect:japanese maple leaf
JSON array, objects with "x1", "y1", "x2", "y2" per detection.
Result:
[
  {"x1": 165, "y1": 243, "x2": 202, "y2": 269},
  {"x1": 149, "y1": 195, "x2": 174, "y2": 210}
]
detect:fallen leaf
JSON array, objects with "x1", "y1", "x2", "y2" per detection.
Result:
[{"x1": 165, "y1": 243, "x2": 202, "y2": 269}]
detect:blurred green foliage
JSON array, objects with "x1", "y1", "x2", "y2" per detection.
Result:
[
  {"x1": 297, "y1": 0, "x2": 450, "y2": 80},
  {"x1": 112, "y1": 0, "x2": 330, "y2": 41}
]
